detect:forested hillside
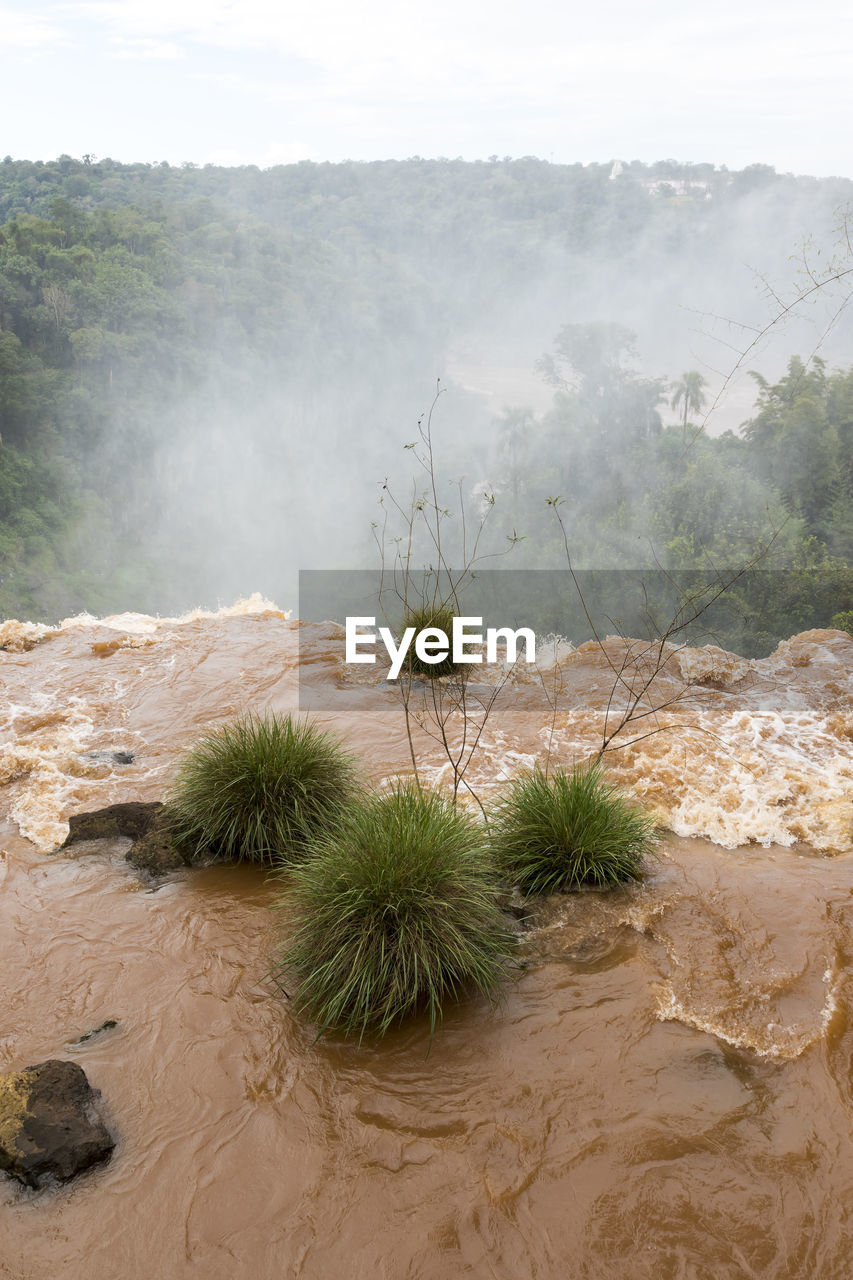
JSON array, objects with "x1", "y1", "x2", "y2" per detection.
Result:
[{"x1": 1, "y1": 153, "x2": 851, "y2": 645}]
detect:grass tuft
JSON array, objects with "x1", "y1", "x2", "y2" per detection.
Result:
[
  {"x1": 167, "y1": 712, "x2": 357, "y2": 865},
  {"x1": 401, "y1": 602, "x2": 460, "y2": 679},
  {"x1": 490, "y1": 761, "x2": 658, "y2": 894},
  {"x1": 276, "y1": 781, "x2": 515, "y2": 1040}
]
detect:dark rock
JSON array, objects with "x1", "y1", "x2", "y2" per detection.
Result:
[
  {"x1": 61, "y1": 801, "x2": 164, "y2": 847},
  {"x1": 71, "y1": 1020, "x2": 119, "y2": 1046},
  {"x1": 61, "y1": 801, "x2": 195, "y2": 878},
  {"x1": 77, "y1": 750, "x2": 135, "y2": 767},
  {"x1": 0, "y1": 1060, "x2": 115, "y2": 1189},
  {"x1": 125, "y1": 812, "x2": 189, "y2": 876}
]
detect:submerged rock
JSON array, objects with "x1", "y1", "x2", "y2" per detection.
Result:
[
  {"x1": 70, "y1": 1020, "x2": 119, "y2": 1046},
  {"x1": 0, "y1": 1060, "x2": 115, "y2": 1189},
  {"x1": 125, "y1": 813, "x2": 188, "y2": 876},
  {"x1": 496, "y1": 885, "x2": 535, "y2": 929},
  {"x1": 76, "y1": 750, "x2": 135, "y2": 767},
  {"x1": 62, "y1": 835, "x2": 134, "y2": 861},
  {"x1": 61, "y1": 801, "x2": 191, "y2": 877}
]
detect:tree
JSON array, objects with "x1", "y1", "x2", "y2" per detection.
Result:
[
  {"x1": 670, "y1": 370, "x2": 707, "y2": 437},
  {"x1": 741, "y1": 356, "x2": 851, "y2": 541},
  {"x1": 537, "y1": 322, "x2": 665, "y2": 445}
]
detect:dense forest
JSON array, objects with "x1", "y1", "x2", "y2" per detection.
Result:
[
  {"x1": 0, "y1": 153, "x2": 852, "y2": 649},
  {"x1": 470, "y1": 333, "x2": 853, "y2": 653}
]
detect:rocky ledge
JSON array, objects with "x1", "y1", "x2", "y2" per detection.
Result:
[
  {"x1": 60, "y1": 801, "x2": 191, "y2": 876},
  {"x1": 0, "y1": 1060, "x2": 115, "y2": 1189}
]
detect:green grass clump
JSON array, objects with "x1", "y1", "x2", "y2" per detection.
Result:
[
  {"x1": 277, "y1": 782, "x2": 515, "y2": 1039},
  {"x1": 490, "y1": 761, "x2": 658, "y2": 895},
  {"x1": 401, "y1": 602, "x2": 460, "y2": 679},
  {"x1": 167, "y1": 712, "x2": 357, "y2": 866}
]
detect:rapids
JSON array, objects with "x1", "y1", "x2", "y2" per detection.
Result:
[{"x1": 1, "y1": 599, "x2": 853, "y2": 1278}]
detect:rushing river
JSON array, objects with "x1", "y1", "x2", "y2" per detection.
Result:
[{"x1": 1, "y1": 597, "x2": 853, "y2": 1278}]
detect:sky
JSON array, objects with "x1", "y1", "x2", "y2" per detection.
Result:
[{"x1": 2, "y1": 0, "x2": 852, "y2": 175}]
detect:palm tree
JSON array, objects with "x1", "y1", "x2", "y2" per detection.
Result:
[{"x1": 670, "y1": 371, "x2": 708, "y2": 438}]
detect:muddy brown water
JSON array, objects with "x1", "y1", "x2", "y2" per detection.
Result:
[{"x1": 1, "y1": 600, "x2": 853, "y2": 1279}]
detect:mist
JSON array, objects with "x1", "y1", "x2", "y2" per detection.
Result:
[{"x1": 1, "y1": 155, "x2": 852, "y2": 622}]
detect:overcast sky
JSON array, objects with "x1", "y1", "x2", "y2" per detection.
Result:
[{"x1": 3, "y1": 0, "x2": 852, "y2": 176}]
